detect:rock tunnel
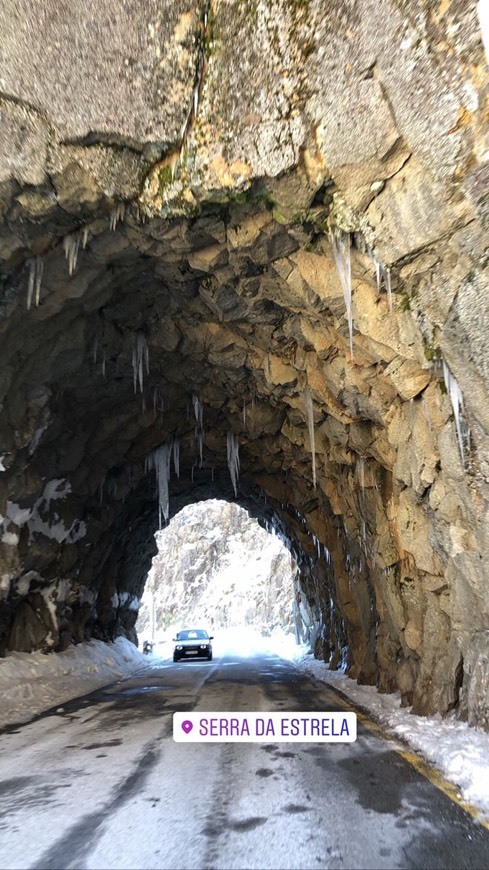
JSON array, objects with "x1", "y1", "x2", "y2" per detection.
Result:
[{"x1": 0, "y1": 0, "x2": 488, "y2": 728}]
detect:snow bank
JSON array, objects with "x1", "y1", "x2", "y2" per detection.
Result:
[
  {"x1": 0, "y1": 637, "x2": 150, "y2": 728},
  {"x1": 296, "y1": 654, "x2": 489, "y2": 822}
]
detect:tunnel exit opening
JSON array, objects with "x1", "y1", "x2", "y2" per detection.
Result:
[{"x1": 135, "y1": 498, "x2": 309, "y2": 660}]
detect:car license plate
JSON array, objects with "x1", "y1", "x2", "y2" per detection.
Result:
[{"x1": 186, "y1": 651, "x2": 198, "y2": 655}]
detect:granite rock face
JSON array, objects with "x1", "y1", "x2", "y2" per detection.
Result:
[{"x1": 0, "y1": 0, "x2": 488, "y2": 726}]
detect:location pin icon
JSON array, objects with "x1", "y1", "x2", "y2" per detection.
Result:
[{"x1": 182, "y1": 720, "x2": 193, "y2": 734}]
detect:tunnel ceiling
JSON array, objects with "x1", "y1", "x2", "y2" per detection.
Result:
[{"x1": 1, "y1": 0, "x2": 489, "y2": 728}]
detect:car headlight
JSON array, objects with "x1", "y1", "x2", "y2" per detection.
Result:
[
  {"x1": 200, "y1": 644, "x2": 208, "y2": 649},
  {"x1": 176, "y1": 645, "x2": 183, "y2": 650}
]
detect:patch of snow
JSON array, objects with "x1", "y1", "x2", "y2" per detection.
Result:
[
  {"x1": 15, "y1": 572, "x2": 40, "y2": 596},
  {"x1": 0, "y1": 637, "x2": 150, "y2": 728},
  {"x1": 78, "y1": 585, "x2": 97, "y2": 605},
  {"x1": 1, "y1": 531, "x2": 19, "y2": 546},
  {"x1": 43, "y1": 479, "x2": 71, "y2": 507},
  {"x1": 6, "y1": 501, "x2": 32, "y2": 526},
  {"x1": 478, "y1": 0, "x2": 489, "y2": 65},
  {"x1": 295, "y1": 653, "x2": 489, "y2": 823},
  {"x1": 28, "y1": 421, "x2": 49, "y2": 455}
]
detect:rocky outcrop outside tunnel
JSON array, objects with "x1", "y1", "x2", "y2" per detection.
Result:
[{"x1": 0, "y1": 0, "x2": 489, "y2": 729}]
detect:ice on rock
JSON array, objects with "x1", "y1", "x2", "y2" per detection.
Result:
[
  {"x1": 443, "y1": 361, "x2": 468, "y2": 465},
  {"x1": 146, "y1": 443, "x2": 172, "y2": 528},
  {"x1": 63, "y1": 234, "x2": 80, "y2": 276},
  {"x1": 173, "y1": 438, "x2": 180, "y2": 478},
  {"x1": 153, "y1": 387, "x2": 164, "y2": 415},
  {"x1": 385, "y1": 267, "x2": 392, "y2": 312},
  {"x1": 304, "y1": 385, "x2": 316, "y2": 489},
  {"x1": 109, "y1": 203, "x2": 125, "y2": 231},
  {"x1": 330, "y1": 229, "x2": 353, "y2": 360},
  {"x1": 227, "y1": 432, "x2": 240, "y2": 496},
  {"x1": 356, "y1": 458, "x2": 365, "y2": 491},
  {"x1": 193, "y1": 395, "x2": 204, "y2": 466},
  {"x1": 132, "y1": 333, "x2": 149, "y2": 394},
  {"x1": 27, "y1": 256, "x2": 44, "y2": 310},
  {"x1": 369, "y1": 249, "x2": 393, "y2": 311}
]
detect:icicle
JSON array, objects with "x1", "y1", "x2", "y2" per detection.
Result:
[
  {"x1": 227, "y1": 432, "x2": 240, "y2": 496},
  {"x1": 63, "y1": 234, "x2": 80, "y2": 276},
  {"x1": 101, "y1": 353, "x2": 106, "y2": 378},
  {"x1": 132, "y1": 332, "x2": 149, "y2": 394},
  {"x1": 192, "y1": 395, "x2": 204, "y2": 466},
  {"x1": 442, "y1": 361, "x2": 466, "y2": 464},
  {"x1": 110, "y1": 203, "x2": 125, "y2": 231},
  {"x1": 27, "y1": 257, "x2": 44, "y2": 309},
  {"x1": 304, "y1": 384, "x2": 316, "y2": 489},
  {"x1": 93, "y1": 337, "x2": 98, "y2": 364},
  {"x1": 147, "y1": 443, "x2": 172, "y2": 528},
  {"x1": 369, "y1": 250, "x2": 393, "y2": 310},
  {"x1": 385, "y1": 267, "x2": 392, "y2": 312},
  {"x1": 330, "y1": 229, "x2": 353, "y2": 360},
  {"x1": 81, "y1": 226, "x2": 89, "y2": 249},
  {"x1": 141, "y1": 395, "x2": 146, "y2": 414},
  {"x1": 357, "y1": 458, "x2": 365, "y2": 491},
  {"x1": 264, "y1": 355, "x2": 271, "y2": 383},
  {"x1": 192, "y1": 394, "x2": 203, "y2": 428},
  {"x1": 99, "y1": 477, "x2": 105, "y2": 507},
  {"x1": 173, "y1": 438, "x2": 180, "y2": 478},
  {"x1": 374, "y1": 257, "x2": 382, "y2": 294}
]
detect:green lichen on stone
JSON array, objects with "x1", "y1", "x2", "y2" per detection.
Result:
[
  {"x1": 158, "y1": 164, "x2": 174, "y2": 189},
  {"x1": 399, "y1": 291, "x2": 411, "y2": 313}
]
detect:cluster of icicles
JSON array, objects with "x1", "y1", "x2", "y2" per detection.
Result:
[
  {"x1": 26, "y1": 205, "x2": 125, "y2": 310},
  {"x1": 329, "y1": 228, "x2": 392, "y2": 361},
  {"x1": 329, "y1": 229, "x2": 469, "y2": 466},
  {"x1": 145, "y1": 428, "x2": 240, "y2": 527},
  {"x1": 145, "y1": 439, "x2": 180, "y2": 528}
]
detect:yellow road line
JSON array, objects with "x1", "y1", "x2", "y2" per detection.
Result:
[{"x1": 324, "y1": 681, "x2": 489, "y2": 832}]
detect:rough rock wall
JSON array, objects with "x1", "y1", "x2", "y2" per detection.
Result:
[{"x1": 0, "y1": 0, "x2": 488, "y2": 726}]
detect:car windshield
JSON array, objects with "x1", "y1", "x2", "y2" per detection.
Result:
[{"x1": 176, "y1": 630, "x2": 209, "y2": 640}]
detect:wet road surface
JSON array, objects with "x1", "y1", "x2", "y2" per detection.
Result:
[{"x1": 0, "y1": 651, "x2": 488, "y2": 869}]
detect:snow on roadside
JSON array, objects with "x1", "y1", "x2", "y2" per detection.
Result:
[
  {"x1": 0, "y1": 637, "x2": 152, "y2": 728},
  {"x1": 295, "y1": 653, "x2": 489, "y2": 823}
]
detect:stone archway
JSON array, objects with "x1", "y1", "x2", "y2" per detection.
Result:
[{"x1": 0, "y1": 0, "x2": 488, "y2": 728}]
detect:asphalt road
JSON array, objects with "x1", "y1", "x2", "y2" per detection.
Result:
[{"x1": 0, "y1": 651, "x2": 488, "y2": 870}]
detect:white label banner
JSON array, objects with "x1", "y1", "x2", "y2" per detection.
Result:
[{"x1": 173, "y1": 711, "x2": 357, "y2": 742}]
